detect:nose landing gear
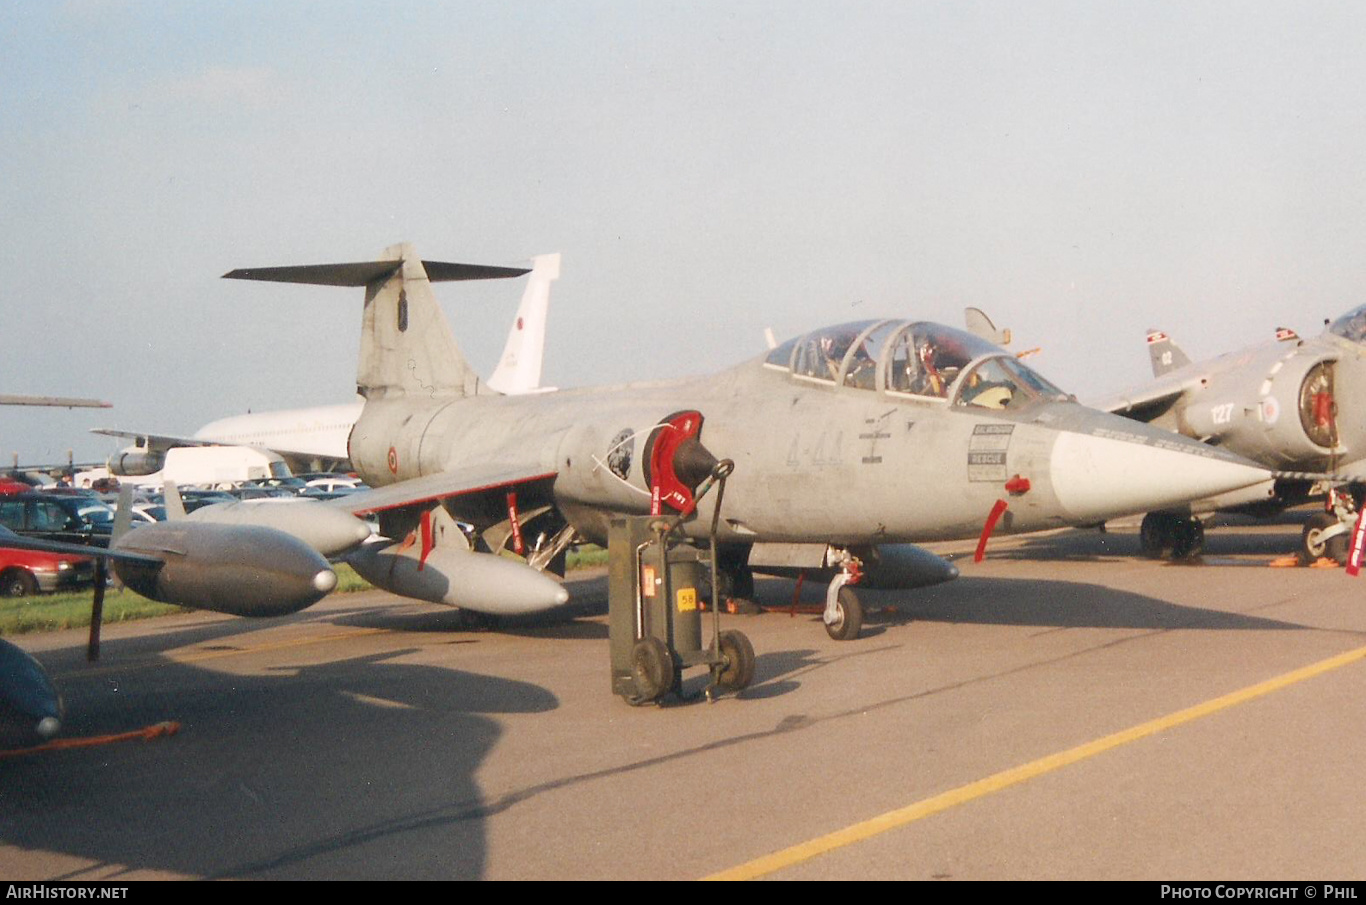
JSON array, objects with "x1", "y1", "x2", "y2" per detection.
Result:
[{"x1": 822, "y1": 550, "x2": 865, "y2": 641}]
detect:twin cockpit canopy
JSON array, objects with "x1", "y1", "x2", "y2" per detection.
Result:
[{"x1": 764, "y1": 320, "x2": 1067, "y2": 411}]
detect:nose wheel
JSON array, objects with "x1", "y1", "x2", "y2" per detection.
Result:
[{"x1": 824, "y1": 585, "x2": 864, "y2": 641}]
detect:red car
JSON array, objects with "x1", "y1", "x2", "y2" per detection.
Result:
[{"x1": 0, "y1": 546, "x2": 96, "y2": 596}]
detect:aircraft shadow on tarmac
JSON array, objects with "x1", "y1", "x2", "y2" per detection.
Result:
[
  {"x1": 980, "y1": 527, "x2": 1305, "y2": 562},
  {"x1": 333, "y1": 599, "x2": 611, "y2": 642},
  {"x1": 982, "y1": 510, "x2": 1314, "y2": 563},
  {"x1": 754, "y1": 576, "x2": 1307, "y2": 633},
  {"x1": 3, "y1": 648, "x2": 557, "y2": 880}
]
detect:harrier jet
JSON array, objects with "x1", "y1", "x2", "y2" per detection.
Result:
[{"x1": 1099, "y1": 309, "x2": 1366, "y2": 563}]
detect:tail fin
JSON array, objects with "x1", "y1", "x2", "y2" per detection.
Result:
[
  {"x1": 163, "y1": 481, "x2": 186, "y2": 520},
  {"x1": 487, "y1": 253, "x2": 561, "y2": 395},
  {"x1": 224, "y1": 243, "x2": 529, "y2": 400},
  {"x1": 1145, "y1": 329, "x2": 1190, "y2": 377},
  {"x1": 111, "y1": 485, "x2": 134, "y2": 545}
]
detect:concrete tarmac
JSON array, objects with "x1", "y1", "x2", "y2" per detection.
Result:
[{"x1": 3, "y1": 515, "x2": 1365, "y2": 880}]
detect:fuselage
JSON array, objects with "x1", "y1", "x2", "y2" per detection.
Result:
[
  {"x1": 349, "y1": 321, "x2": 1269, "y2": 547},
  {"x1": 194, "y1": 402, "x2": 361, "y2": 462}
]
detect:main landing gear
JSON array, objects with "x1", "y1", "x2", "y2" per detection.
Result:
[
  {"x1": 714, "y1": 552, "x2": 758, "y2": 614},
  {"x1": 1139, "y1": 512, "x2": 1205, "y2": 561},
  {"x1": 1300, "y1": 512, "x2": 1349, "y2": 566}
]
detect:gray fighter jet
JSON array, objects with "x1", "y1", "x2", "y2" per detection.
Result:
[
  {"x1": 224, "y1": 243, "x2": 1274, "y2": 642},
  {"x1": 1096, "y1": 310, "x2": 1366, "y2": 563}
]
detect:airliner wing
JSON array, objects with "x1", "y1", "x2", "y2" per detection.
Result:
[{"x1": 90, "y1": 428, "x2": 217, "y2": 450}]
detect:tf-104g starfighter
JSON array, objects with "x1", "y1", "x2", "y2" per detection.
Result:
[{"x1": 224, "y1": 243, "x2": 1274, "y2": 640}]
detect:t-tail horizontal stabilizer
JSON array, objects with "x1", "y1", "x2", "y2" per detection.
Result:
[
  {"x1": 222, "y1": 260, "x2": 529, "y2": 286},
  {"x1": 225, "y1": 243, "x2": 533, "y2": 400}
]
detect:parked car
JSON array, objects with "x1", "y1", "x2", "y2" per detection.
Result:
[
  {"x1": 0, "y1": 493, "x2": 115, "y2": 547},
  {"x1": 128, "y1": 503, "x2": 167, "y2": 524},
  {"x1": 300, "y1": 473, "x2": 366, "y2": 493},
  {"x1": 0, "y1": 546, "x2": 96, "y2": 596}
]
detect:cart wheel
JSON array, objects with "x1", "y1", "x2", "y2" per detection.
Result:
[
  {"x1": 825, "y1": 586, "x2": 864, "y2": 641},
  {"x1": 715, "y1": 629, "x2": 755, "y2": 692},
  {"x1": 630, "y1": 637, "x2": 674, "y2": 702}
]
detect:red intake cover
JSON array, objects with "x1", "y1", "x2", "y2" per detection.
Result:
[{"x1": 644, "y1": 411, "x2": 705, "y2": 514}]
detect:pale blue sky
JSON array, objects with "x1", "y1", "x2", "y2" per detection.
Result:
[{"x1": 4, "y1": 1, "x2": 1366, "y2": 464}]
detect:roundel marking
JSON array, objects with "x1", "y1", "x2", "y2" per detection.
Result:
[{"x1": 387, "y1": 446, "x2": 399, "y2": 475}]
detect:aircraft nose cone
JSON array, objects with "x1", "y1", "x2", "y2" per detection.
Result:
[
  {"x1": 35, "y1": 716, "x2": 60, "y2": 740},
  {"x1": 1049, "y1": 429, "x2": 1270, "y2": 523}
]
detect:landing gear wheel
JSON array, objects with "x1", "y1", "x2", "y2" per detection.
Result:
[
  {"x1": 824, "y1": 586, "x2": 864, "y2": 641},
  {"x1": 1300, "y1": 512, "x2": 1348, "y2": 566},
  {"x1": 716, "y1": 555, "x2": 755, "y2": 604},
  {"x1": 629, "y1": 637, "x2": 674, "y2": 704},
  {"x1": 0, "y1": 570, "x2": 37, "y2": 598},
  {"x1": 1170, "y1": 517, "x2": 1205, "y2": 560},
  {"x1": 714, "y1": 629, "x2": 755, "y2": 693},
  {"x1": 1140, "y1": 513, "x2": 1174, "y2": 559}
]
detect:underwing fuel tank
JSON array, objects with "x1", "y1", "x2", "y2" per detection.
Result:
[
  {"x1": 0, "y1": 638, "x2": 62, "y2": 748},
  {"x1": 111, "y1": 522, "x2": 337, "y2": 617},
  {"x1": 348, "y1": 541, "x2": 571, "y2": 616},
  {"x1": 185, "y1": 499, "x2": 372, "y2": 557}
]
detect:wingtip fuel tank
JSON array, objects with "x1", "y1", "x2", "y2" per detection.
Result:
[
  {"x1": 112, "y1": 522, "x2": 336, "y2": 617},
  {"x1": 0, "y1": 639, "x2": 62, "y2": 748}
]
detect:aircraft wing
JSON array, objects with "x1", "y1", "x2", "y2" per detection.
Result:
[
  {"x1": 0, "y1": 526, "x2": 161, "y2": 566},
  {"x1": 1, "y1": 394, "x2": 111, "y2": 408},
  {"x1": 1089, "y1": 372, "x2": 1202, "y2": 424},
  {"x1": 331, "y1": 463, "x2": 558, "y2": 521},
  {"x1": 90, "y1": 428, "x2": 219, "y2": 450}
]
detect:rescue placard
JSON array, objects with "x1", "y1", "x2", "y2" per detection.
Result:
[{"x1": 968, "y1": 423, "x2": 1013, "y2": 482}]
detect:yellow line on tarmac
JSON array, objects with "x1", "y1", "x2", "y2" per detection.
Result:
[
  {"x1": 55, "y1": 627, "x2": 393, "y2": 680},
  {"x1": 706, "y1": 642, "x2": 1366, "y2": 881}
]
